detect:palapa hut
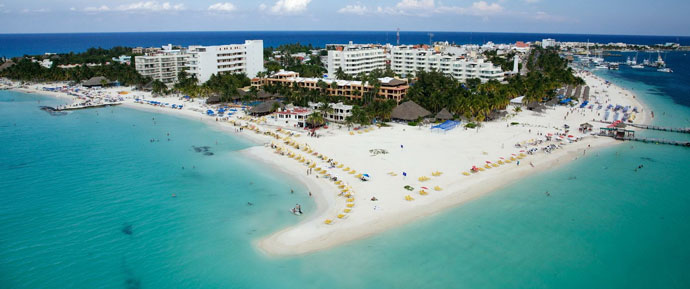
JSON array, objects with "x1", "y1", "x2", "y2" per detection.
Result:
[
  {"x1": 249, "y1": 100, "x2": 283, "y2": 116},
  {"x1": 391, "y1": 100, "x2": 431, "y2": 121},
  {"x1": 205, "y1": 93, "x2": 222, "y2": 104},
  {"x1": 526, "y1": 102, "x2": 547, "y2": 112},
  {"x1": 138, "y1": 81, "x2": 154, "y2": 92},
  {"x1": 580, "y1": 122, "x2": 594, "y2": 132},
  {"x1": 237, "y1": 89, "x2": 282, "y2": 100},
  {"x1": 435, "y1": 108, "x2": 453, "y2": 120},
  {"x1": 82, "y1": 76, "x2": 115, "y2": 88},
  {"x1": 486, "y1": 110, "x2": 508, "y2": 121}
]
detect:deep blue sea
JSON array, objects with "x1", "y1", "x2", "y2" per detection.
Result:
[
  {"x1": 1, "y1": 31, "x2": 690, "y2": 58},
  {"x1": 1, "y1": 38, "x2": 690, "y2": 288}
]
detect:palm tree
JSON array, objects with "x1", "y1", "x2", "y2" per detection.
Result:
[
  {"x1": 319, "y1": 102, "x2": 334, "y2": 118},
  {"x1": 306, "y1": 112, "x2": 325, "y2": 128}
]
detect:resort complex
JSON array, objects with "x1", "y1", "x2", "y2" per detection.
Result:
[
  {"x1": 252, "y1": 70, "x2": 410, "y2": 102},
  {"x1": 391, "y1": 45, "x2": 506, "y2": 82},
  {"x1": 135, "y1": 40, "x2": 265, "y2": 84},
  {"x1": 326, "y1": 42, "x2": 387, "y2": 77}
]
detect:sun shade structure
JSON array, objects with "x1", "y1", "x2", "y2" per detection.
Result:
[
  {"x1": 249, "y1": 100, "x2": 283, "y2": 116},
  {"x1": 82, "y1": 76, "x2": 115, "y2": 87},
  {"x1": 435, "y1": 108, "x2": 453, "y2": 120},
  {"x1": 391, "y1": 100, "x2": 431, "y2": 121}
]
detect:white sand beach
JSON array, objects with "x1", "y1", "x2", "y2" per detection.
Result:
[{"x1": 2, "y1": 70, "x2": 649, "y2": 256}]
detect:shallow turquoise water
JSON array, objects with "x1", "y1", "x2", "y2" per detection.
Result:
[{"x1": 2, "y1": 54, "x2": 690, "y2": 289}]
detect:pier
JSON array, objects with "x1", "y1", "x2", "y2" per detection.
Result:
[
  {"x1": 622, "y1": 137, "x2": 690, "y2": 147},
  {"x1": 627, "y1": 123, "x2": 690, "y2": 134},
  {"x1": 45, "y1": 102, "x2": 122, "y2": 112}
]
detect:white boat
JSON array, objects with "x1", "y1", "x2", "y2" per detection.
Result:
[
  {"x1": 655, "y1": 52, "x2": 666, "y2": 68},
  {"x1": 631, "y1": 64, "x2": 644, "y2": 69},
  {"x1": 595, "y1": 64, "x2": 608, "y2": 69},
  {"x1": 657, "y1": 68, "x2": 672, "y2": 73}
]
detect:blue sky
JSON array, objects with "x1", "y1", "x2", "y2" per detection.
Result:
[{"x1": 0, "y1": 0, "x2": 688, "y2": 35}]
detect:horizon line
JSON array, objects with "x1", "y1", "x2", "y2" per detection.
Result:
[{"x1": 1, "y1": 29, "x2": 689, "y2": 39}]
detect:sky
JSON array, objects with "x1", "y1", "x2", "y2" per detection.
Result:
[{"x1": 0, "y1": 0, "x2": 688, "y2": 35}]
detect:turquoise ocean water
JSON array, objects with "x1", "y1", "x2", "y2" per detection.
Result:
[{"x1": 2, "y1": 53, "x2": 690, "y2": 288}]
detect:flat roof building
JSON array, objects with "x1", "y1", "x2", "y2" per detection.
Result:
[
  {"x1": 391, "y1": 45, "x2": 505, "y2": 82},
  {"x1": 135, "y1": 46, "x2": 189, "y2": 85},
  {"x1": 186, "y1": 40, "x2": 264, "y2": 83},
  {"x1": 327, "y1": 42, "x2": 386, "y2": 78}
]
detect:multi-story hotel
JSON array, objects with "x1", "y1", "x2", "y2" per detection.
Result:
[
  {"x1": 326, "y1": 42, "x2": 386, "y2": 78},
  {"x1": 391, "y1": 45, "x2": 505, "y2": 82},
  {"x1": 186, "y1": 40, "x2": 264, "y2": 83},
  {"x1": 134, "y1": 45, "x2": 189, "y2": 84},
  {"x1": 252, "y1": 70, "x2": 409, "y2": 102},
  {"x1": 308, "y1": 102, "x2": 353, "y2": 123}
]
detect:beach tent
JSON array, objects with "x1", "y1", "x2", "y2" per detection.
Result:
[
  {"x1": 431, "y1": 120, "x2": 460, "y2": 132},
  {"x1": 510, "y1": 96, "x2": 525, "y2": 106}
]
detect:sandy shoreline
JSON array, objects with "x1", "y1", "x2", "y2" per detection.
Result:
[{"x1": 2, "y1": 70, "x2": 649, "y2": 256}]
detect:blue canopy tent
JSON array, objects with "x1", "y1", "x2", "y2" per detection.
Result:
[
  {"x1": 579, "y1": 100, "x2": 589, "y2": 108},
  {"x1": 431, "y1": 120, "x2": 461, "y2": 132},
  {"x1": 206, "y1": 109, "x2": 215, "y2": 116},
  {"x1": 559, "y1": 98, "x2": 572, "y2": 104}
]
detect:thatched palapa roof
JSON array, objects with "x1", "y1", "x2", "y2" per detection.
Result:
[
  {"x1": 82, "y1": 76, "x2": 114, "y2": 87},
  {"x1": 249, "y1": 100, "x2": 283, "y2": 115},
  {"x1": 435, "y1": 108, "x2": 453, "y2": 120},
  {"x1": 391, "y1": 101, "x2": 431, "y2": 121}
]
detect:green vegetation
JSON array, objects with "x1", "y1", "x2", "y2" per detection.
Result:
[
  {"x1": 405, "y1": 47, "x2": 583, "y2": 121},
  {"x1": 0, "y1": 47, "x2": 147, "y2": 86},
  {"x1": 173, "y1": 71, "x2": 250, "y2": 102},
  {"x1": 0, "y1": 58, "x2": 147, "y2": 86},
  {"x1": 483, "y1": 50, "x2": 520, "y2": 71}
]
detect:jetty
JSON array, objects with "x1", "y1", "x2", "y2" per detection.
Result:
[
  {"x1": 627, "y1": 123, "x2": 690, "y2": 134},
  {"x1": 622, "y1": 137, "x2": 690, "y2": 147},
  {"x1": 48, "y1": 102, "x2": 122, "y2": 112}
]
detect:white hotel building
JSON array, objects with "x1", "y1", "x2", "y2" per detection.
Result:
[
  {"x1": 186, "y1": 40, "x2": 264, "y2": 83},
  {"x1": 327, "y1": 42, "x2": 386, "y2": 78},
  {"x1": 391, "y1": 45, "x2": 505, "y2": 83},
  {"x1": 134, "y1": 45, "x2": 189, "y2": 84}
]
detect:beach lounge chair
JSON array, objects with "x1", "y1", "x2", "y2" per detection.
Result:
[
  {"x1": 462, "y1": 172, "x2": 471, "y2": 176},
  {"x1": 346, "y1": 203, "x2": 354, "y2": 208},
  {"x1": 405, "y1": 195, "x2": 414, "y2": 201},
  {"x1": 419, "y1": 190, "x2": 428, "y2": 195},
  {"x1": 337, "y1": 214, "x2": 346, "y2": 219},
  {"x1": 324, "y1": 219, "x2": 333, "y2": 224},
  {"x1": 343, "y1": 209, "x2": 351, "y2": 213},
  {"x1": 434, "y1": 186, "x2": 442, "y2": 191}
]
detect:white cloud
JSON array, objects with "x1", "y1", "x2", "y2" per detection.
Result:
[
  {"x1": 258, "y1": 3, "x2": 267, "y2": 10},
  {"x1": 84, "y1": 5, "x2": 111, "y2": 12},
  {"x1": 373, "y1": 0, "x2": 503, "y2": 17},
  {"x1": 209, "y1": 2, "x2": 236, "y2": 12},
  {"x1": 337, "y1": 4, "x2": 368, "y2": 15},
  {"x1": 469, "y1": 1, "x2": 503, "y2": 15},
  {"x1": 267, "y1": 0, "x2": 311, "y2": 15},
  {"x1": 396, "y1": 0, "x2": 435, "y2": 10},
  {"x1": 21, "y1": 8, "x2": 50, "y2": 13},
  {"x1": 116, "y1": 1, "x2": 185, "y2": 12},
  {"x1": 533, "y1": 11, "x2": 566, "y2": 22},
  {"x1": 81, "y1": 1, "x2": 185, "y2": 13}
]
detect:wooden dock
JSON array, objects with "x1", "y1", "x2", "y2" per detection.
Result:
[
  {"x1": 622, "y1": 137, "x2": 690, "y2": 147},
  {"x1": 628, "y1": 123, "x2": 690, "y2": 134},
  {"x1": 52, "y1": 102, "x2": 122, "y2": 111}
]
